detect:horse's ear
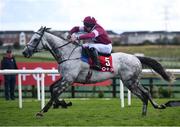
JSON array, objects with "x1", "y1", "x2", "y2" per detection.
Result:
[
  {"x1": 38, "y1": 26, "x2": 51, "y2": 32},
  {"x1": 46, "y1": 28, "x2": 51, "y2": 31},
  {"x1": 38, "y1": 26, "x2": 43, "y2": 31},
  {"x1": 43, "y1": 26, "x2": 46, "y2": 31},
  {"x1": 43, "y1": 26, "x2": 51, "y2": 32}
]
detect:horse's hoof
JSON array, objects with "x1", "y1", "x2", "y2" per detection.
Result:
[
  {"x1": 61, "y1": 102, "x2": 72, "y2": 108},
  {"x1": 67, "y1": 102, "x2": 72, "y2": 106},
  {"x1": 61, "y1": 105, "x2": 68, "y2": 109},
  {"x1": 53, "y1": 104, "x2": 60, "y2": 109},
  {"x1": 142, "y1": 114, "x2": 146, "y2": 116},
  {"x1": 142, "y1": 112, "x2": 147, "y2": 116},
  {"x1": 159, "y1": 104, "x2": 166, "y2": 109},
  {"x1": 36, "y1": 112, "x2": 43, "y2": 118}
]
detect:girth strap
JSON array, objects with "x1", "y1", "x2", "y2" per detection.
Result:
[{"x1": 85, "y1": 69, "x2": 93, "y2": 83}]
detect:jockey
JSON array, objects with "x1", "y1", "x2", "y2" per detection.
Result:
[{"x1": 68, "y1": 16, "x2": 112, "y2": 70}]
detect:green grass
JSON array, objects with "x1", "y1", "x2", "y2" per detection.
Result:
[
  {"x1": 0, "y1": 49, "x2": 54, "y2": 62},
  {"x1": 0, "y1": 98, "x2": 180, "y2": 126},
  {"x1": 14, "y1": 55, "x2": 55, "y2": 62},
  {"x1": 113, "y1": 45, "x2": 180, "y2": 68},
  {"x1": 113, "y1": 45, "x2": 180, "y2": 58},
  {"x1": 1, "y1": 45, "x2": 180, "y2": 62}
]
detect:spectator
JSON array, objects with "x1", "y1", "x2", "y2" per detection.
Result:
[{"x1": 1, "y1": 49, "x2": 18, "y2": 100}]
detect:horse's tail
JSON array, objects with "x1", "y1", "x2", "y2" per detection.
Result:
[{"x1": 137, "y1": 56, "x2": 175, "y2": 83}]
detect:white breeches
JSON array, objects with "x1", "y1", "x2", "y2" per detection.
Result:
[{"x1": 83, "y1": 43, "x2": 112, "y2": 54}]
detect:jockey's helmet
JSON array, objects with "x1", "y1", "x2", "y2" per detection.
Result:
[{"x1": 83, "y1": 16, "x2": 96, "y2": 28}]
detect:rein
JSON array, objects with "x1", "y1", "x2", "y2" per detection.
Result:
[
  {"x1": 58, "y1": 43, "x2": 80, "y2": 64},
  {"x1": 43, "y1": 30, "x2": 82, "y2": 64},
  {"x1": 30, "y1": 27, "x2": 81, "y2": 64}
]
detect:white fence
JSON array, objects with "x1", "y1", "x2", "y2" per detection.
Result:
[
  {"x1": 0, "y1": 69, "x2": 180, "y2": 109},
  {"x1": 0, "y1": 69, "x2": 58, "y2": 109}
]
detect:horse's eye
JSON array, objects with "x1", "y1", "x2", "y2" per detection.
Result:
[{"x1": 34, "y1": 38, "x2": 39, "y2": 42}]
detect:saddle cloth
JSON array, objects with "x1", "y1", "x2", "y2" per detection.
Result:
[
  {"x1": 90, "y1": 55, "x2": 114, "y2": 72},
  {"x1": 81, "y1": 49, "x2": 114, "y2": 72}
]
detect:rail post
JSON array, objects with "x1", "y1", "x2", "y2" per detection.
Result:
[
  {"x1": 41, "y1": 73, "x2": 45, "y2": 109},
  {"x1": 37, "y1": 74, "x2": 41, "y2": 100},
  {"x1": 120, "y1": 79, "x2": 124, "y2": 108},
  {"x1": 128, "y1": 90, "x2": 131, "y2": 106},
  {"x1": 18, "y1": 74, "x2": 22, "y2": 108}
]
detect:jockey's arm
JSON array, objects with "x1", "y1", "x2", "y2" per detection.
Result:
[
  {"x1": 69, "y1": 26, "x2": 80, "y2": 35},
  {"x1": 78, "y1": 32, "x2": 95, "y2": 40},
  {"x1": 67, "y1": 26, "x2": 80, "y2": 40},
  {"x1": 78, "y1": 29, "x2": 99, "y2": 40},
  {"x1": 69, "y1": 32, "x2": 96, "y2": 43}
]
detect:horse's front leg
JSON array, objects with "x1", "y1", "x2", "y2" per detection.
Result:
[
  {"x1": 36, "y1": 78, "x2": 69, "y2": 117},
  {"x1": 50, "y1": 78, "x2": 72, "y2": 109},
  {"x1": 53, "y1": 98, "x2": 72, "y2": 109},
  {"x1": 36, "y1": 98, "x2": 54, "y2": 117},
  {"x1": 52, "y1": 85, "x2": 72, "y2": 109}
]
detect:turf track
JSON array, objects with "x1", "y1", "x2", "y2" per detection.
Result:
[{"x1": 0, "y1": 98, "x2": 180, "y2": 126}]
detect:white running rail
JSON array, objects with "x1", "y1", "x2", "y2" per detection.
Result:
[{"x1": 0, "y1": 69, "x2": 180, "y2": 109}]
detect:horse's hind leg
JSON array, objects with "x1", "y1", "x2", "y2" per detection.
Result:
[
  {"x1": 131, "y1": 80, "x2": 166, "y2": 109},
  {"x1": 124, "y1": 79, "x2": 149, "y2": 116},
  {"x1": 125, "y1": 79, "x2": 166, "y2": 116},
  {"x1": 143, "y1": 87, "x2": 166, "y2": 109}
]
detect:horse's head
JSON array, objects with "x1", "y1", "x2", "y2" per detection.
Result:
[{"x1": 22, "y1": 27, "x2": 50, "y2": 58}]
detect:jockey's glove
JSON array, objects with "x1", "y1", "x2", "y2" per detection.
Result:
[
  {"x1": 67, "y1": 34, "x2": 71, "y2": 40},
  {"x1": 70, "y1": 34, "x2": 79, "y2": 42}
]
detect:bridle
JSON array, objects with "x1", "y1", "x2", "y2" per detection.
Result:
[
  {"x1": 25, "y1": 28, "x2": 46, "y2": 53},
  {"x1": 26, "y1": 27, "x2": 81, "y2": 64}
]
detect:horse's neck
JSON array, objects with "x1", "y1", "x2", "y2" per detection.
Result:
[{"x1": 44, "y1": 32, "x2": 82, "y2": 63}]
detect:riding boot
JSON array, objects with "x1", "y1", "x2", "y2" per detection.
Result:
[{"x1": 89, "y1": 48, "x2": 101, "y2": 70}]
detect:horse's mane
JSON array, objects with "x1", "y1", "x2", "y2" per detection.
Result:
[
  {"x1": 47, "y1": 31, "x2": 67, "y2": 41},
  {"x1": 38, "y1": 26, "x2": 82, "y2": 48},
  {"x1": 39, "y1": 26, "x2": 67, "y2": 41}
]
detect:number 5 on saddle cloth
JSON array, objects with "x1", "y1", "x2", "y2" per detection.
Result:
[{"x1": 81, "y1": 47, "x2": 114, "y2": 72}]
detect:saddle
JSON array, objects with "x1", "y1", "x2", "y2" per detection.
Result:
[{"x1": 81, "y1": 48, "x2": 114, "y2": 72}]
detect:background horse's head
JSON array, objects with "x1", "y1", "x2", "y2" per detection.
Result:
[{"x1": 22, "y1": 27, "x2": 50, "y2": 58}]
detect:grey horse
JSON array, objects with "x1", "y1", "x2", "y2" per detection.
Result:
[{"x1": 22, "y1": 27, "x2": 174, "y2": 117}]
